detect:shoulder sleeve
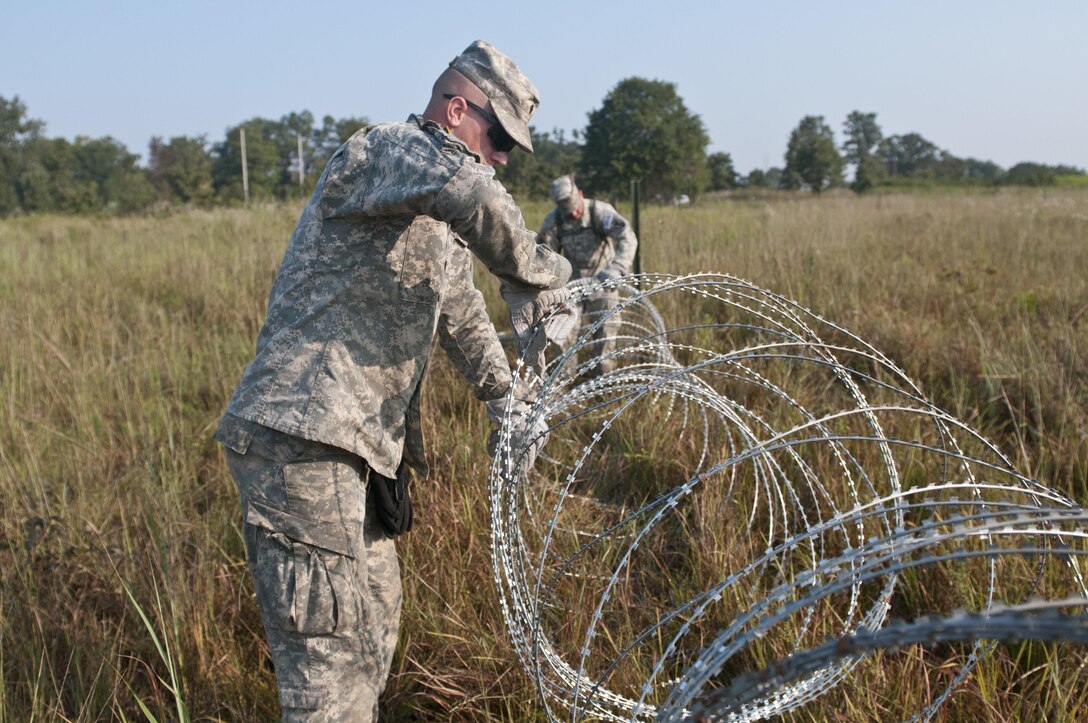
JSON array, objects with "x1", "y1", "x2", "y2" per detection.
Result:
[
  {"x1": 317, "y1": 123, "x2": 460, "y2": 220},
  {"x1": 317, "y1": 122, "x2": 569, "y2": 292},
  {"x1": 436, "y1": 244, "x2": 512, "y2": 402},
  {"x1": 596, "y1": 201, "x2": 638, "y2": 275},
  {"x1": 435, "y1": 164, "x2": 571, "y2": 292}
]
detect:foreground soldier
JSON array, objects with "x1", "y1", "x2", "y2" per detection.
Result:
[
  {"x1": 538, "y1": 174, "x2": 638, "y2": 373},
  {"x1": 214, "y1": 40, "x2": 571, "y2": 721}
]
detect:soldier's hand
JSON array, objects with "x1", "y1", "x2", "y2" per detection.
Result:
[
  {"x1": 596, "y1": 266, "x2": 623, "y2": 283},
  {"x1": 486, "y1": 393, "x2": 549, "y2": 476},
  {"x1": 502, "y1": 284, "x2": 575, "y2": 372}
]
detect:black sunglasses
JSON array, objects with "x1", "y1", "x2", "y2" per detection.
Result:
[{"x1": 443, "y1": 93, "x2": 517, "y2": 153}]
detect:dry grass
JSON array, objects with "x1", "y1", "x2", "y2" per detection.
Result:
[{"x1": 1, "y1": 188, "x2": 1086, "y2": 720}]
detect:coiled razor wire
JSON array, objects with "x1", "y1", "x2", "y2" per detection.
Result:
[{"x1": 487, "y1": 273, "x2": 1088, "y2": 722}]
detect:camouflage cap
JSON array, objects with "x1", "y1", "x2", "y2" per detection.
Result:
[
  {"x1": 550, "y1": 174, "x2": 580, "y2": 212},
  {"x1": 449, "y1": 40, "x2": 540, "y2": 153}
]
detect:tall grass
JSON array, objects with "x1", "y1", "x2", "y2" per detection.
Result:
[{"x1": 1, "y1": 188, "x2": 1086, "y2": 720}]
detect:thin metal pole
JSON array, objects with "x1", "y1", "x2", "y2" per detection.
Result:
[
  {"x1": 240, "y1": 127, "x2": 249, "y2": 203},
  {"x1": 297, "y1": 131, "x2": 304, "y2": 188},
  {"x1": 631, "y1": 179, "x2": 641, "y2": 275}
]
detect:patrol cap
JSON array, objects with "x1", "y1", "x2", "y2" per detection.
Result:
[
  {"x1": 449, "y1": 40, "x2": 540, "y2": 153},
  {"x1": 550, "y1": 174, "x2": 580, "y2": 213}
]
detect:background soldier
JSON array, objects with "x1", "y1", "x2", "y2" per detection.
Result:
[
  {"x1": 214, "y1": 41, "x2": 571, "y2": 722},
  {"x1": 537, "y1": 174, "x2": 639, "y2": 373}
]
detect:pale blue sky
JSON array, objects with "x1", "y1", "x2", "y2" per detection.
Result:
[{"x1": 3, "y1": 1, "x2": 1085, "y2": 174}]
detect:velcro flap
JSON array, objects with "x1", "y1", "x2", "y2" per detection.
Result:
[{"x1": 246, "y1": 498, "x2": 355, "y2": 558}]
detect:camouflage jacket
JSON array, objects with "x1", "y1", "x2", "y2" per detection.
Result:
[
  {"x1": 537, "y1": 198, "x2": 637, "y2": 280},
  {"x1": 219, "y1": 116, "x2": 571, "y2": 478}
]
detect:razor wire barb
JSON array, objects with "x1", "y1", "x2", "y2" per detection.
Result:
[{"x1": 487, "y1": 273, "x2": 1088, "y2": 722}]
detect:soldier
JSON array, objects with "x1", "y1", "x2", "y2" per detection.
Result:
[
  {"x1": 537, "y1": 174, "x2": 638, "y2": 373},
  {"x1": 214, "y1": 40, "x2": 572, "y2": 722}
]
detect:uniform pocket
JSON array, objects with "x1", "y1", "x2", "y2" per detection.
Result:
[
  {"x1": 397, "y1": 217, "x2": 450, "y2": 304},
  {"x1": 252, "y1": 527, "x2": 359, "y2": 635},
  {"x1": 282, "y1": 456, "x2": 367, "y2": 534}
]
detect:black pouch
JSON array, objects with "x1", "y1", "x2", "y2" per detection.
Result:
[{"x1": 369, "y1": 463, "x2": 413, "y2": 536}]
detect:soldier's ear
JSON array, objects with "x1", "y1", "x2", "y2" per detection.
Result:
[{"x1": 445, "y1": 96, "x2": 469, "y2": 129}]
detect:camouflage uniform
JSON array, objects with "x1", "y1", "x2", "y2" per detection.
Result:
[
  {"x1": 538, "y1": 189, "x2": 637, "y2": 373},
  {"x1": 216, "y1": 69, "x2": 570, "y2": 719},
  {"x1": 220, "y1": 422, "x2": 397, "y2": 721}
]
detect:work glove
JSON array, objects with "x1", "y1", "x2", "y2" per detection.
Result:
[
  {"x1": 596, "y1": 265, "x2": 624, "y2": 283},
  {"x1": 486, "y1": 394, "x2": 550, "y2": 477},
  {"x1": 502, "y1": 284, "x2": 576, "y2": 374}
]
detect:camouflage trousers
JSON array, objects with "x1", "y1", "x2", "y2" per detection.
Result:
[{"x1": 218, "y1": 417, "x2": 401, "y2": 722}]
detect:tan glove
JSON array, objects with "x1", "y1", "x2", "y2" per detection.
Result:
[
  {"x1": 502, "y1": 284, "x2": 576, "y2": 374},
  {"x1": 596, "y1": 265, "x2": 624, "y2": 283},
  {"x1": 486, "y1": 394, "x2": 549, "y2": 476}
]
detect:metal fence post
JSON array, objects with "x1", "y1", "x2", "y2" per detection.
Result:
[
  {"x1": 240, "y1": 128, "x2": 249, "y2": 203},
  {"x1": 631, "y1": 179, "x2": 641, "y2": 275}
]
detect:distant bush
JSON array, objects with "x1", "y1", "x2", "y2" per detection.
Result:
[{"x1": 1055, "y1": 173, "x2": 1088, "y2": 188}]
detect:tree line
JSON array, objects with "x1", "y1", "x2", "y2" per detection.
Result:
[
  {"x1": 778, "y1": 111, "x2": 1085, "y2": 193},
  {"x1": 0, "y1": 95, "x2": 367, "y2": 215},
  {"x1": 1, "y1": 84, "x2": 1084, "y2": 217}
]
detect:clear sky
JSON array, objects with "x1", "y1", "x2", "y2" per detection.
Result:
[{"x1": 3, "y1": 1, "x2": 1085, "y2": 175}]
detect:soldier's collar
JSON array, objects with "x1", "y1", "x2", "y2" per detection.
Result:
[{"x1": 409, "y1": 114, "x2": 482, "y2": 164}]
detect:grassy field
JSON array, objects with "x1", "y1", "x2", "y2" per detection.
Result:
[{"x1": 2, "y1": 187, "x2": 1087, "y2": 721}]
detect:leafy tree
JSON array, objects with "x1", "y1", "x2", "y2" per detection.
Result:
[
  {"x1": 745, "y1": 167, "x2": 784, "y2": 189},
  {"x1": 1001, "y1": 162, "x2": 1086, "y2": 186},
  {"x1": 842, "y1": 111, "x2": 883, "y2": 192},
  {"x1": 878, "y1": 132, "x2": 940, "y2": 178},
  {"x1": 1004, "y1": 162, "x2": 1056, "y2": 186},
  {"x1": 580, "y1": 77, "x2": 710, "y2": 200},
  {"x1": 212, "y1": 118, "x2": 286, "y2": 201},
  {"x1": 965, "y1": 158, "x2": 1005, "y2": 183},
  {"x1": 0, "y1": 149, "x2": 15, "y2": 214},
  {"x1": 783, "y1": 115, "x2": 843, "y2": 192},
  {"x1": 841, "y1": 111, "x2": 882, "y2": 164},
  {"x1": 0, "y1": 95, "x2": 46, "y2": 215},
  {"x1": 851, "y1": 155, "x2": 884, "y2": 193},
  {"x1": 14, "y1": 135, "x2": 152, "y2": 213},
  {"x1": 0, "y1": 95, "x2": 44, "y2": 142},
  {"x1": 933, "y1": 150, "x2": 967, "y2": 182},
  {"x1": 2, "y1": 96, "x2": 152, "y2": 214},
  {"x1": 494, "y1": 127, "x2": 582, "y2": 200},
  {"x1": 278, "y1": 111, "x2": 316, "y2": 195},
  {"x1": 15, "y1": 160, "x2": 60, "y2": 212},
  {"x1": 149, "y1": 135, "x2": 213, "y2": 204},
  {"x1": 17, "y1": 137, "x2": 97, "y2": 213},
  {"x1": 71, "y1": 136, "x2": 154, "y2": 212},
  {"x1": 707, "y1": 151, "x2": 737, "y2": 190},
  {"x1": 212, "y1": 111, "x2": 370, "y2": 201}
]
